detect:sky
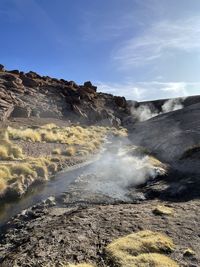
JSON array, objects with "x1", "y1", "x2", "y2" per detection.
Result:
[{"x1": 0, "y1": 0, "x2": 200, "y2": 101}]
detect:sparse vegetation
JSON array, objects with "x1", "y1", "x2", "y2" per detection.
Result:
[
  {"x1": 52, "y1": 148, "x2": 62, "y2": 155},
  {"x1": 105, "y1": 230, "x2": 178, "y2": 267},
  {"x1": 64, "y1": 146, "x2": 77, "y2": 156},
  {"x1": 0, "y1": 124, "x2": 128, "y2": 199}
]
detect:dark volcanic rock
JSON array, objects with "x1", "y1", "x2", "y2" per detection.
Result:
[
  {"x1": 0, "y1": 65, "x2": 128, "y2": 125},
  {"x1": 0, "y1": 64, "x2": 5, "y2": 71},
  {"x1": 10, "y1": 106, "x2": 31, "y2": 118},
  {"x1": 129, "y1": 103, "x2": 200, "y2": 164}
]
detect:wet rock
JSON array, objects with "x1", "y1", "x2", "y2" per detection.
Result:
[{"x1": 45, "y1": 196, "x2": 56, "y2": 206}]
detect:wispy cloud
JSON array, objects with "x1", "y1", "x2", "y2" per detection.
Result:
[
  {"x1": 96, "y1": 81, "x2": 200, "y2": 101},
  {"x1": 112, "y1": 16, "x2": 200, "y2": 69}
]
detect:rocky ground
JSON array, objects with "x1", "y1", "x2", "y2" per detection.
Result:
[{"x1": 0, "y1": 192, "x2": 199, "y2": 267}]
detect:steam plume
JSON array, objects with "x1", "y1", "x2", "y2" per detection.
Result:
[{"x1": 131, "y1": 98, "x2": 184, "y2": 122}]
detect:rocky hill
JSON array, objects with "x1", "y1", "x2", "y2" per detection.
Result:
[{"x1": 0, "y1": 64, "x2": 128, "y2": 126}]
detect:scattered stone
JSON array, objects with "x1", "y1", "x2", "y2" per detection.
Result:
[
  {"x1": 183, "y1": 248, "x2": 196, "y2": 257},
  {"x1": 153, "y1": 205, "x2": 174, "y2": 216}
]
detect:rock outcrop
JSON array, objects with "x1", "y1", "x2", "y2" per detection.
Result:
[{"x1": 0, "y1": 65, "x2": 129, "y2": 126}]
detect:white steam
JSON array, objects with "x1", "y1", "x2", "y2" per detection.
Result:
[
  {"x1": 75, "y1": 144, "x2": 165, "y2": 201},
  {"x1": 131, "y1": 98, "x2": 184, "y2": 122},
  {"x1": 162, "y1": 98, "x2": 184, "y2": 113}
]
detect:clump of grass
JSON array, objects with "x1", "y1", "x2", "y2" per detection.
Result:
[
  {"x1": 8, "y1": 127, "x2": 41, "y2": 142},
  {"x1": 10, "y1": 163, "x2": 37, "y2": 178},
  {"x1": 0, "y1": 178, "x2": 7, "y2": 195},
  {"x1": 0, "y1": 140, "x2": 24, "y2": 160},
  {"x1": 148, "y1": 156, "x2": 168, "y2": 175},
  {"x1": 40, "y1": 123, "x2": 58, "y2": 130},
  {"x1": 105, "y1": 230, "x2": 178, "y2": 267},
  {"x1": 0, "y1": 129, "x2": 9, "y2": 141},
  {"x1": 0, "y1": 165, "x2": 11, "y2": 180},
  {"x1": 64, "y1": 146, "x2": 77, "y2": 156},
  {"x1": 0, "y1": 146, "x2": 8, "y2": 160},
  {"x1": 52, "y1": 148, "x2": 62, "y2": 155},
  {"x1": 153, "y1": 205, "x2": 174, "y2": 216},
  {"x1": 40, "y1": 131, "x2": 60, "y2": 143}
]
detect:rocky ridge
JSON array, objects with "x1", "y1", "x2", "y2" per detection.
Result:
[{"x1": 0, "y1": 64, "x2": 128, "y2": 126}]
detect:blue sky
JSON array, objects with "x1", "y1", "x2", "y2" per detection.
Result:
[{"x1": 0, "y1": 0, "x2": 200, "y2": 100}]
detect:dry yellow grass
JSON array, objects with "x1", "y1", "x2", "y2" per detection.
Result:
[
  {"x1": 0, "y1": 177, "x2": 6, "y2": 194},
  {"x1": 0, "y1": 124, "x2": 129, "y2": 198},
  {"x1": 66, "y1": 264, "x2": 95, "y2": 267},
  {"x1": 8, "y1": 127, "x2": 41, "y2": 142},
  {"x1": 0, "y1": 156, "x2": 56, "y2": 196},
  {"x1": 0, "y1": 146, "x2": 8, "y2": 160},
  {"x1": 153, "y1": 205, "x2": 174, "y2": 216},
  {"x1": 64, "y1": 146, "x2": 77, "y2": 156},
  {"x1": 40, "y1": 123, "x2": 58, "y2": 130},
  {"x1": 105, "y1": 230, "x2": 178, "y2": 267},
  {"x1": 0, "y1": 165, "x2": 11, "y2": 180},
  {"x1": 0, "y1": 140, "x2": 24, "y2": 160},
  {"x1": 52, "y1": 148, "x2": 62, "y2": 155},
  {"x1": 10, "y1": 163, "x2": 37, "y2": 178}
]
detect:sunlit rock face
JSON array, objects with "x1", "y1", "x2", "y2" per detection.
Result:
[{"x1": 0, "y1": 65, "x2": 129, "y2": 126}]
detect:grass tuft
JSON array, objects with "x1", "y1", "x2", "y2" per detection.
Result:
[{"x1": 105, "y1": 230, "x2": 178, "y2": 267}]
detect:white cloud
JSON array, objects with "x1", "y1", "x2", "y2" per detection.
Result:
[
  {"x1": 96, "y1": 81, "x2": 200, "y2": 101},
  {"x1": 113, "y1": 17, "x2": 200, "y2": 69}
]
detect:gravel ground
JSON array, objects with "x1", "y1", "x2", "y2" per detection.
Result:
[{"x1": 0, "y1": 197, "x2": 199, "y2": 267}]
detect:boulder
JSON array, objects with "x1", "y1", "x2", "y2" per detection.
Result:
[
  {"x1": 20, "y1": 75, "x2": 38, "y2": 87},
  {"x1": 114, "y1": 96, "x2": 127, "y2": 108},
  {"x1": 10, "y1": 70, "x2": 20, "y2": 75},
  {"x1": 0, "y1": 64, "x2": 5, "y2": 71},
  {"x1": 10, "y1": 106, "x2": 31, "y2": 118},
  {"x1": 26, "y1": 71, "x2": 41, "y2": 79},
  {"x1": 84, "y1": 81, "x2": 97, "y2": 92}
]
